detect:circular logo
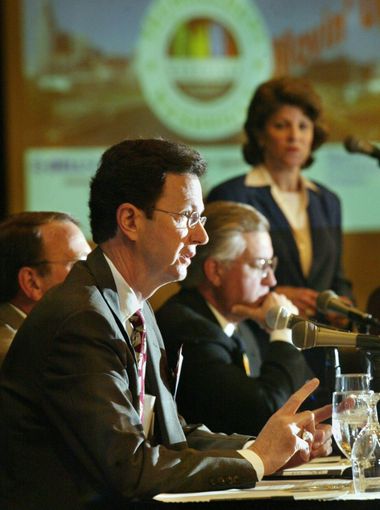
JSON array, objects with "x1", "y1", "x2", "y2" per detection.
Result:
[{"x1": 136, "y1": 0, "x2": 273, "y2": 141}]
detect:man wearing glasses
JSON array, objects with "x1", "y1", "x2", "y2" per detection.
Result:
[
  {"x1": 157, "y1": 200, "x2": 315, "y2": 436},
  {"x1": 0, "y1": 140, "x2": 331, "y2": 509},
  {"x1": 0, "y1": 211, "x2": 91, "y2": 366}
]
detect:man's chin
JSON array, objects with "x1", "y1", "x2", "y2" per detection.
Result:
[
  {"x1": 176, "y1": 267, "x2": 188, "y2": 281},
  {"x1": 168, "y1": 265, "x2": 188, "y2": 284}
]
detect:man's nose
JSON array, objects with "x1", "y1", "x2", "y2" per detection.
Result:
[
  {"x1": 190, "y1": 221, "x2": 209, "y2": 245},
  {"x1": 262, "y1": 267, "x2": 277, "y2": 287}
]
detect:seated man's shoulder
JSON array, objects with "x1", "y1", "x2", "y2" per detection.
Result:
[
  {"x1": 157, "y1": 290, "x2": 237, "y2": 353},
  {"x1": 156, "y1": 288, "x2": 200, "y2": 322},
  {"x1": 157, "y1": 295, "x2": 211, "y2": 340}
]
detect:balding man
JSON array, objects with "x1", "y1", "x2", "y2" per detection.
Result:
[{"x1": 0, "y1": 211, "x2": 91, "y2": 365}]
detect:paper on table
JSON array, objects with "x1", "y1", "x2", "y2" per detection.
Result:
[
  {"x1": 279, "y1": 456, "x2": 351, "y2": 477},
  {"x1": 154, "y1": 478, "x2": 353, "y2": 503}
]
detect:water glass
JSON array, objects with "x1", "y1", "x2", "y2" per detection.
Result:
[
  {"x1": 352, "y1": 393, "x2": 380, "y2": 494},
  {"x1": 335, "y1": 373, "x2": 372, "y2": 392},
  {"x1": 332, "y1": 391, "x2": 372, "y2": 459}
]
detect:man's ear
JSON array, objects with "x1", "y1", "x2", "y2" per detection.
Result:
[
  {"x1": 203, "y1": 258, "x2": 225, "y2": 287},
  {"x1": 17, "y1": 267, "x2": 45, "y2": 303},
  {"x1": 116, "y1": 203, "x2": 142, "y2": 240}
]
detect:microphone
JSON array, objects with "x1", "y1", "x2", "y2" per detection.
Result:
[
  {"x1": 344, "y1": 135, "x2": 380, "y2": 161},
  {"x1": 265, "y1": 306, "x2": 304, "y2": 330},
  {"x1": 317, "y1": 290, "x2": 380, "y2": 327},
  {"x1": 265, "y1": 305, "x2": 340, "y2": 331},
  {"x1": 292, "y1": 320, "x2": 380, "y2": 350}
]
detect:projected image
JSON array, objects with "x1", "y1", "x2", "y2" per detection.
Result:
[
  {"x1": 23, "y1": 0, "x2": 380, "y2": 145},
  {"x1": 19, "y1": 0, "x2": 380, "y2": 232},
  {"x1": 24, "y1": 0, "x2": 154, "y2": 145}
]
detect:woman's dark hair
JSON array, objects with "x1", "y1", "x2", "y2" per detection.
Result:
[{"x1": 243, "y1": 76, "x2": 329, "y2": 168}]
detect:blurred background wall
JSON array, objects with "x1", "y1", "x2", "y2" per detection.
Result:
[{"x1": 2, "y1": 0, "x2": 380, "y2": 311}]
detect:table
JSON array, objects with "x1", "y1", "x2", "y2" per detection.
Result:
[
  {"x1": 138, "y1": 476, "x2": 380, "y2": 510},
  {"x1": 132, "y1": 500, "x2": 380, "y2": 510},
  {"x1": 107, "y1": 458, "x2": 380, "y2": 509}
]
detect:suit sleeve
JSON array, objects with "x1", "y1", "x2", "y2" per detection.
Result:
[{"x1": 40, "y1": 304, "x2": 258, "y2": 500}]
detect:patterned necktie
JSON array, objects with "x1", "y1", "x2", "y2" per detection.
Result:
[{"x1": 129, "y1": 309, "x2": 147, "y2": 420}]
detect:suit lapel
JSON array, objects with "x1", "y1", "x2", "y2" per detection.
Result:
[
  {"x1": 181, "y1": 289, "x2": 255, "y2": 375},
  {"x1": 253, "y1": 188, "x2": 304, "y2": 280},
  {"x1": 0, "y1": 302, "x2": 25, "y2": 331},
  {"x1": 86, "y1": 248, "x2": 135, "y2": 350},
  {"x1": 86, "y1": 248, "x2": 122, "y2": 318},
  {"x1": 87, "y1": 249, "x2": 186, "y2": 446},
  {"x1": 85, "y1": 248, "x2": 143, "y2": 421},
  {"x1": 143, "y1": 302, "x2": 187, "y2": 446},
  {"x1": 306, "y1": 190, "x2": 330, "y2": 286}
]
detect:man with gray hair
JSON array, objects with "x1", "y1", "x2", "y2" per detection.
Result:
[{"x1": 157, "y1": 200, "x2": 314, "y2": 435}]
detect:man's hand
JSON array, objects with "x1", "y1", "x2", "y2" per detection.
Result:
[
  {"x1": 281, "y1": 404, "x2": 333, "y2": 470},
  {"x1": 231, "y1": 291, "x2": 298, "y2": 331},
  {"x1": 249, "y1": 379, "x2": 332, "y2": 475},
  {"x1": 311, "y1": 422, "x2": 333, "y2": 458}
]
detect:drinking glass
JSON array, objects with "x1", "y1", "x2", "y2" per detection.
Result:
[
  {"x1": 332, "y1": 391, "x2": 372, "y2": 459},
  {"x1": 335, "y1": 373, "x2": 372, "y2": 392},
  {"x1": 351, "y1": 393, "x2": 380, "y2": 494}
]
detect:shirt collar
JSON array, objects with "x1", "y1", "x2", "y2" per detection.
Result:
[
  {"x1": 244, "y1": 164, "x2": 318, "y2": 192},
  {"x1": 206, "y1": 301, "x2": 236, "y2": 337},
  {"x1": 103, "y1": 253, "x2": 141, "y2": 324}
]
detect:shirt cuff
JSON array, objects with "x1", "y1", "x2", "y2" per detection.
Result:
[
  {"x1": 269, "y1": 328, "x2": 294, "y2": 344},
  {"x1": 238, "y1": 446, "x2": 264, "y2": 481}
]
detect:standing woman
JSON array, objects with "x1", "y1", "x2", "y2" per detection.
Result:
[{"x1": 208, "y1": 76, "x2": 354, "y2": 384}]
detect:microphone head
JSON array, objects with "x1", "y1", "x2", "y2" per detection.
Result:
[
  {"x1": 316, "y1": 289, "x2": 338, "y2": 314},
  {"x1": 265, "y1": 306, "x2": 290, "y2": 330},
  {"x1": 291, "y1": 321, "x2": 317, "y2": 349},
  {"x1": 344, "y1": 136, "x2": 375, "y2": 155},
  {"x1": 344, "y1": 135, "x2": 361, "y2": 153}
]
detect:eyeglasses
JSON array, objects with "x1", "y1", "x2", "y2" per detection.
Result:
[
  {"x1": 249, "y1": 256, "x2": 278, "y2": 277},
  {"x1": 152, "y1": 208, "x2": 207, "y2": 229}
]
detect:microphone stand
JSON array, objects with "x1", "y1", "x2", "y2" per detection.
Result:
[
  {"x1": 363, "y1": 348, "x2": 380, "y2": 392},
  {"x1": 355, "y1": 320, "x2": 380, "y2": 392},
  {"x1": 357, "y1": 323, "x2": 372, "y2": 376},
  {"x1": 358, "y1": 323, "x2": 371, "y2": 334}
]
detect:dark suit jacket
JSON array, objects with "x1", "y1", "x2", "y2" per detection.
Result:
[
  {"x1": 207, "y1": 176, "x2": 353, "y2": 385},
  {"x1": 0, "y1": 302, "x2": 24, "y2": 367},
  {"x1": 156, "y1": 288, "x2": 314, "y2": 436},
  {"x1": 0, "y1": 248, "x2": 257, "y2": 510},
  {"x1": 207, "y1": 176, "x2": 352, "y2": 297}
]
